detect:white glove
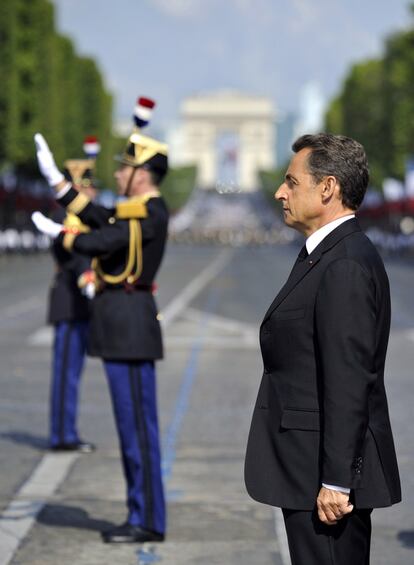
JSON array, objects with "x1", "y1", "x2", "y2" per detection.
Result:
[
  {"x1": 31, "y1": 211, "x2": 63, "y2": 239},
  {"x1": 83, "y1": 282, "x2": 96, "y2": 300},
  {"x1": 34, "y1": 133, "x2": 65, "y2": 187}
]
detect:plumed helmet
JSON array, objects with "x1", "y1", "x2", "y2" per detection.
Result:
[
  {"x1": 64, "y1": 136, "x2": 100, "y2": 188},
  {"x1": 117, "y1": 97, "x2": 168, "y2": 182}
]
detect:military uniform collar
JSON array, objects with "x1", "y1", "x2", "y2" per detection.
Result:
[{"x1": 129, "y1": 190, "x2": 161, "y2": 204}]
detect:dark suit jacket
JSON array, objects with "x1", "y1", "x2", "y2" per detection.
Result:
[{"x1": 245, "y1": 219, "x2": 401, "y2": 510}]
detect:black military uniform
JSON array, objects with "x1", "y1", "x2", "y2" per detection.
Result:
[
  {"x1": 58, "y1": 191, "x2": 168, "y2": 360},
  {"x1": 53, "y1": 99, "x2": 169, "y2": 542},
  {"x1": 48, "y1": 150, "x2": 99, "y2": 452},
  {"x1": 48, "y1": 207, "x2": 91, "y2": 449},
  {"x1": 48, "y1": 209, "x2": 90, "y2": 325}
]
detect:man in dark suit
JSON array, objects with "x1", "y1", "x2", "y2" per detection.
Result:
[
  {"x1": 34, "y1": 97, "x2": 169, "y2": 544},
  {"x1": 245, "y1": 133, "x2": 401, "y2": 564}
]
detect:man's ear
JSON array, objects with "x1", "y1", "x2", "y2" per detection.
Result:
[{"x1": 321, "y1": 176, "x2": 338, "y2": 203}]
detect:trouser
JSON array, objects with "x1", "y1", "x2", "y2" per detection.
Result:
[
  {"x1": 104, "y1": 360, "x2": 165, "y2": 534},
  {"x1": 282, "y1": 508, "x2": 372, "y2": 565},
  {"x1": 50, "y1": 321, "x2": 88, "y2": 446}
]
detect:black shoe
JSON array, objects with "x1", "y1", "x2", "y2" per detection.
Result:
[
  {"x1": 51, "y1": 440, "x2": 95, "y2": 453},
  {"x1": 101, "y1": 523, "x2": 165, "y2": 544}
]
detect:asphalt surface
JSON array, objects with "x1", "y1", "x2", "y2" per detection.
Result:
[{"x1": 0, "y1": 242, "x2": 413, "y2": 565}]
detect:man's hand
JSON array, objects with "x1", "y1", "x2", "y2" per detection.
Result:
[
  {"x1": 34, "y1": 133, "x2": 65, "y2": 187},
  {"x1": 316, "y1": 487, "x2": 354, "y2": 526},
  {"x1": 31, "y1": 211, "x2": 63, "y2": 239}
]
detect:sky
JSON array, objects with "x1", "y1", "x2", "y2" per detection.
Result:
[{"x1": 52, "y1": 0, "x2": 412, "y2": 128}]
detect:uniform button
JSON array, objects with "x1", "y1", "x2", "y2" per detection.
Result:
[{"x1": 108, "y1": 217, "x2": 116, "y2": 224}]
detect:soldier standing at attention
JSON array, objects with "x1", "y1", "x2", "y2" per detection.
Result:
[
  {"x1": 45, "y1": 137, "x2": 100, "y2": 453},
  {"x1": 34, "y1": 97, "x2": 169, "y2": 544}
]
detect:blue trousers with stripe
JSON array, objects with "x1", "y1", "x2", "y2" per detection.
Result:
[
  {"x1": 50, "y1": 321, "x2": 88, "y2": 446},
  {"x1": 104, "y1": 360, "x2": 165, "y2": 534}
]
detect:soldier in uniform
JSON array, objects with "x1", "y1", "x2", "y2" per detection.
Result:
[
  {"x1": 34, "y1": 97, "x2": 169, "y2": 544},
  {"x1": 46, "y1": 137, "x2": 100, "y2": 452}
]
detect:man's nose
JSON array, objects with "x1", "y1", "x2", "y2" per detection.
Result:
[{"x1": 275, "y1": 184, "x2": 285, "y2": 201}]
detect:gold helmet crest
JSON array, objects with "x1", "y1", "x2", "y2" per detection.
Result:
[{"x1": 64, "y1": 136, "x2": 100, "y2": 188}]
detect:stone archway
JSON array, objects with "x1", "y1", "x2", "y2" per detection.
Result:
[{"x1": 174, "y1": 90, "x2": 276, "y2": 192}]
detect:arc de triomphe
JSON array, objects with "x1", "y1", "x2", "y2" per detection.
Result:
[{"x1": 173, "y1": 91, "x2": 276, "y2": 192}]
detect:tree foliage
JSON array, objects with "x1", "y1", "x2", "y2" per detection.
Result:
[
  {"x1": 0, "y1": 0, "x2": 196, "y2": 211},
  {"x1": 258, "y1": 167, "x2": 285, "y2": 213},
  {"x1": 325, "y1": 8, "x2": 414, "y2": 187},
  {"x1": 0, "y1": 0, "x2": 114, "y2": 185},
  {"x1": 161, "y1": 166, "x2": 197, "y2": 212}
]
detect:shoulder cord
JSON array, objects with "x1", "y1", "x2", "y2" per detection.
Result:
[{"x1": 94, "y1": 219, "x2": 143, "y2": 284}]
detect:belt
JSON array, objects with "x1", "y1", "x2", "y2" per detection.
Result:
[{"x1": 100, "y1": 281, "x2": 155, "y2": 293}]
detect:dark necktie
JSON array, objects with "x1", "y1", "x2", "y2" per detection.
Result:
[
  {"x1": 263, "y1": 244, "x2": 309, "y2": 318},
  {"x1": 297, "y1": 244, "x2": 308, "y2": 261},
  {"x1": 284, "y1": 245, "x2": 308, "y2": 284}
]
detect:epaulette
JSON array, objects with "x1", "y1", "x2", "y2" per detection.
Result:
[
  {"x1": 115, "y1": 192, "x2": 160, "y2": 219},
  {"x1": 63, "y1": 213, "x2": 90, "y2": 233}
]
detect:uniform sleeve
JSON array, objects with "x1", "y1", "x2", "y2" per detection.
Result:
[
  {"x1": 71, "y1": 222, "x2": 130, "y2": 257},
  {"x1": 315, "y1": 258, "x2": 377, "y2": 488},
  {"x1": 70, "y1": 252, "x2": 92, "y2": 279},
  {"x1": 51, "y1": 237, "x2": 91, "y2": 276},
  {"x1": 139, "y1": 214, "x2": 155, "y2": 242},
  {"x1": 57, "y1": 185, "x2": 113, "y2": 228},
  {"x1": 56, "y1": 221, "x2": 129, "y2": 257},
  {"x1": 139, "y1": 198, "x2": 168, "y2": 242}
]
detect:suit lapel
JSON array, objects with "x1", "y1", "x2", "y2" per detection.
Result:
[
  {"x1": 262, "y1": 251, "x2": 321, "y2": 323},
  {"x1": 262, "y1": 218, "x2": 362, "y2": 324}
]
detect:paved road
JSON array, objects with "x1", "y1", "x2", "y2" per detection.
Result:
[{"x1": 0, "y1": 243, "x2": 412, "y2": 564}]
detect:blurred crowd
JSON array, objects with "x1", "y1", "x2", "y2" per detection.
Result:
[{"x1": 1, "y1": 181, "x2": 414, "y2": 256}]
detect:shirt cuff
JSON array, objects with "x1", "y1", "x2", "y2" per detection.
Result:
[
  {"x1": 56, "y1": 182, "x2": 72, "y2": 199},
  {"x1": 322, "y1": 483, "x2": 351, "y2": 494}
]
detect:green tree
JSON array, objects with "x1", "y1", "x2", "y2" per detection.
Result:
[
  {"x1": 258, "y1": 166, "x2": 286, "y2": 213},
  {"x1": 382, "y1": 28, "x2": 414, "y2": 179},
  {"x1": 342, "y1": 60, "x2": 387, "y2": 187},
  {"x1": 161, "y1": 166, "x2": 197, "y2": 212},
  {"x1": 6, "y1": 0, "x2": 46, "y2": 170},
  {"x1": 0, "y1": 0, "x2": 114, "y2": 182},
  {"x1": 0, "y1": 0, "x2": 18, "y2": 165},
  {"x1": 324, "y1": 4, "x2": 414, "y2": 187},
  {"x1": 36, "y1": 4, "x2": 65, "y2": 168},
  {"x1": 325, "y1": 94, "x2": 344, "y2": 135},
  {"x1": 77, "y1": 57, "x2": 114, "y2": 186}
]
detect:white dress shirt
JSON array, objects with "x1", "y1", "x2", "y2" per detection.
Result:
[
  {"x1": 306, "y1": 214, "x2": 355, "y2": 255},
  {"x1": 306, "y1": 214, "x2": 355, "y2": 494}
]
